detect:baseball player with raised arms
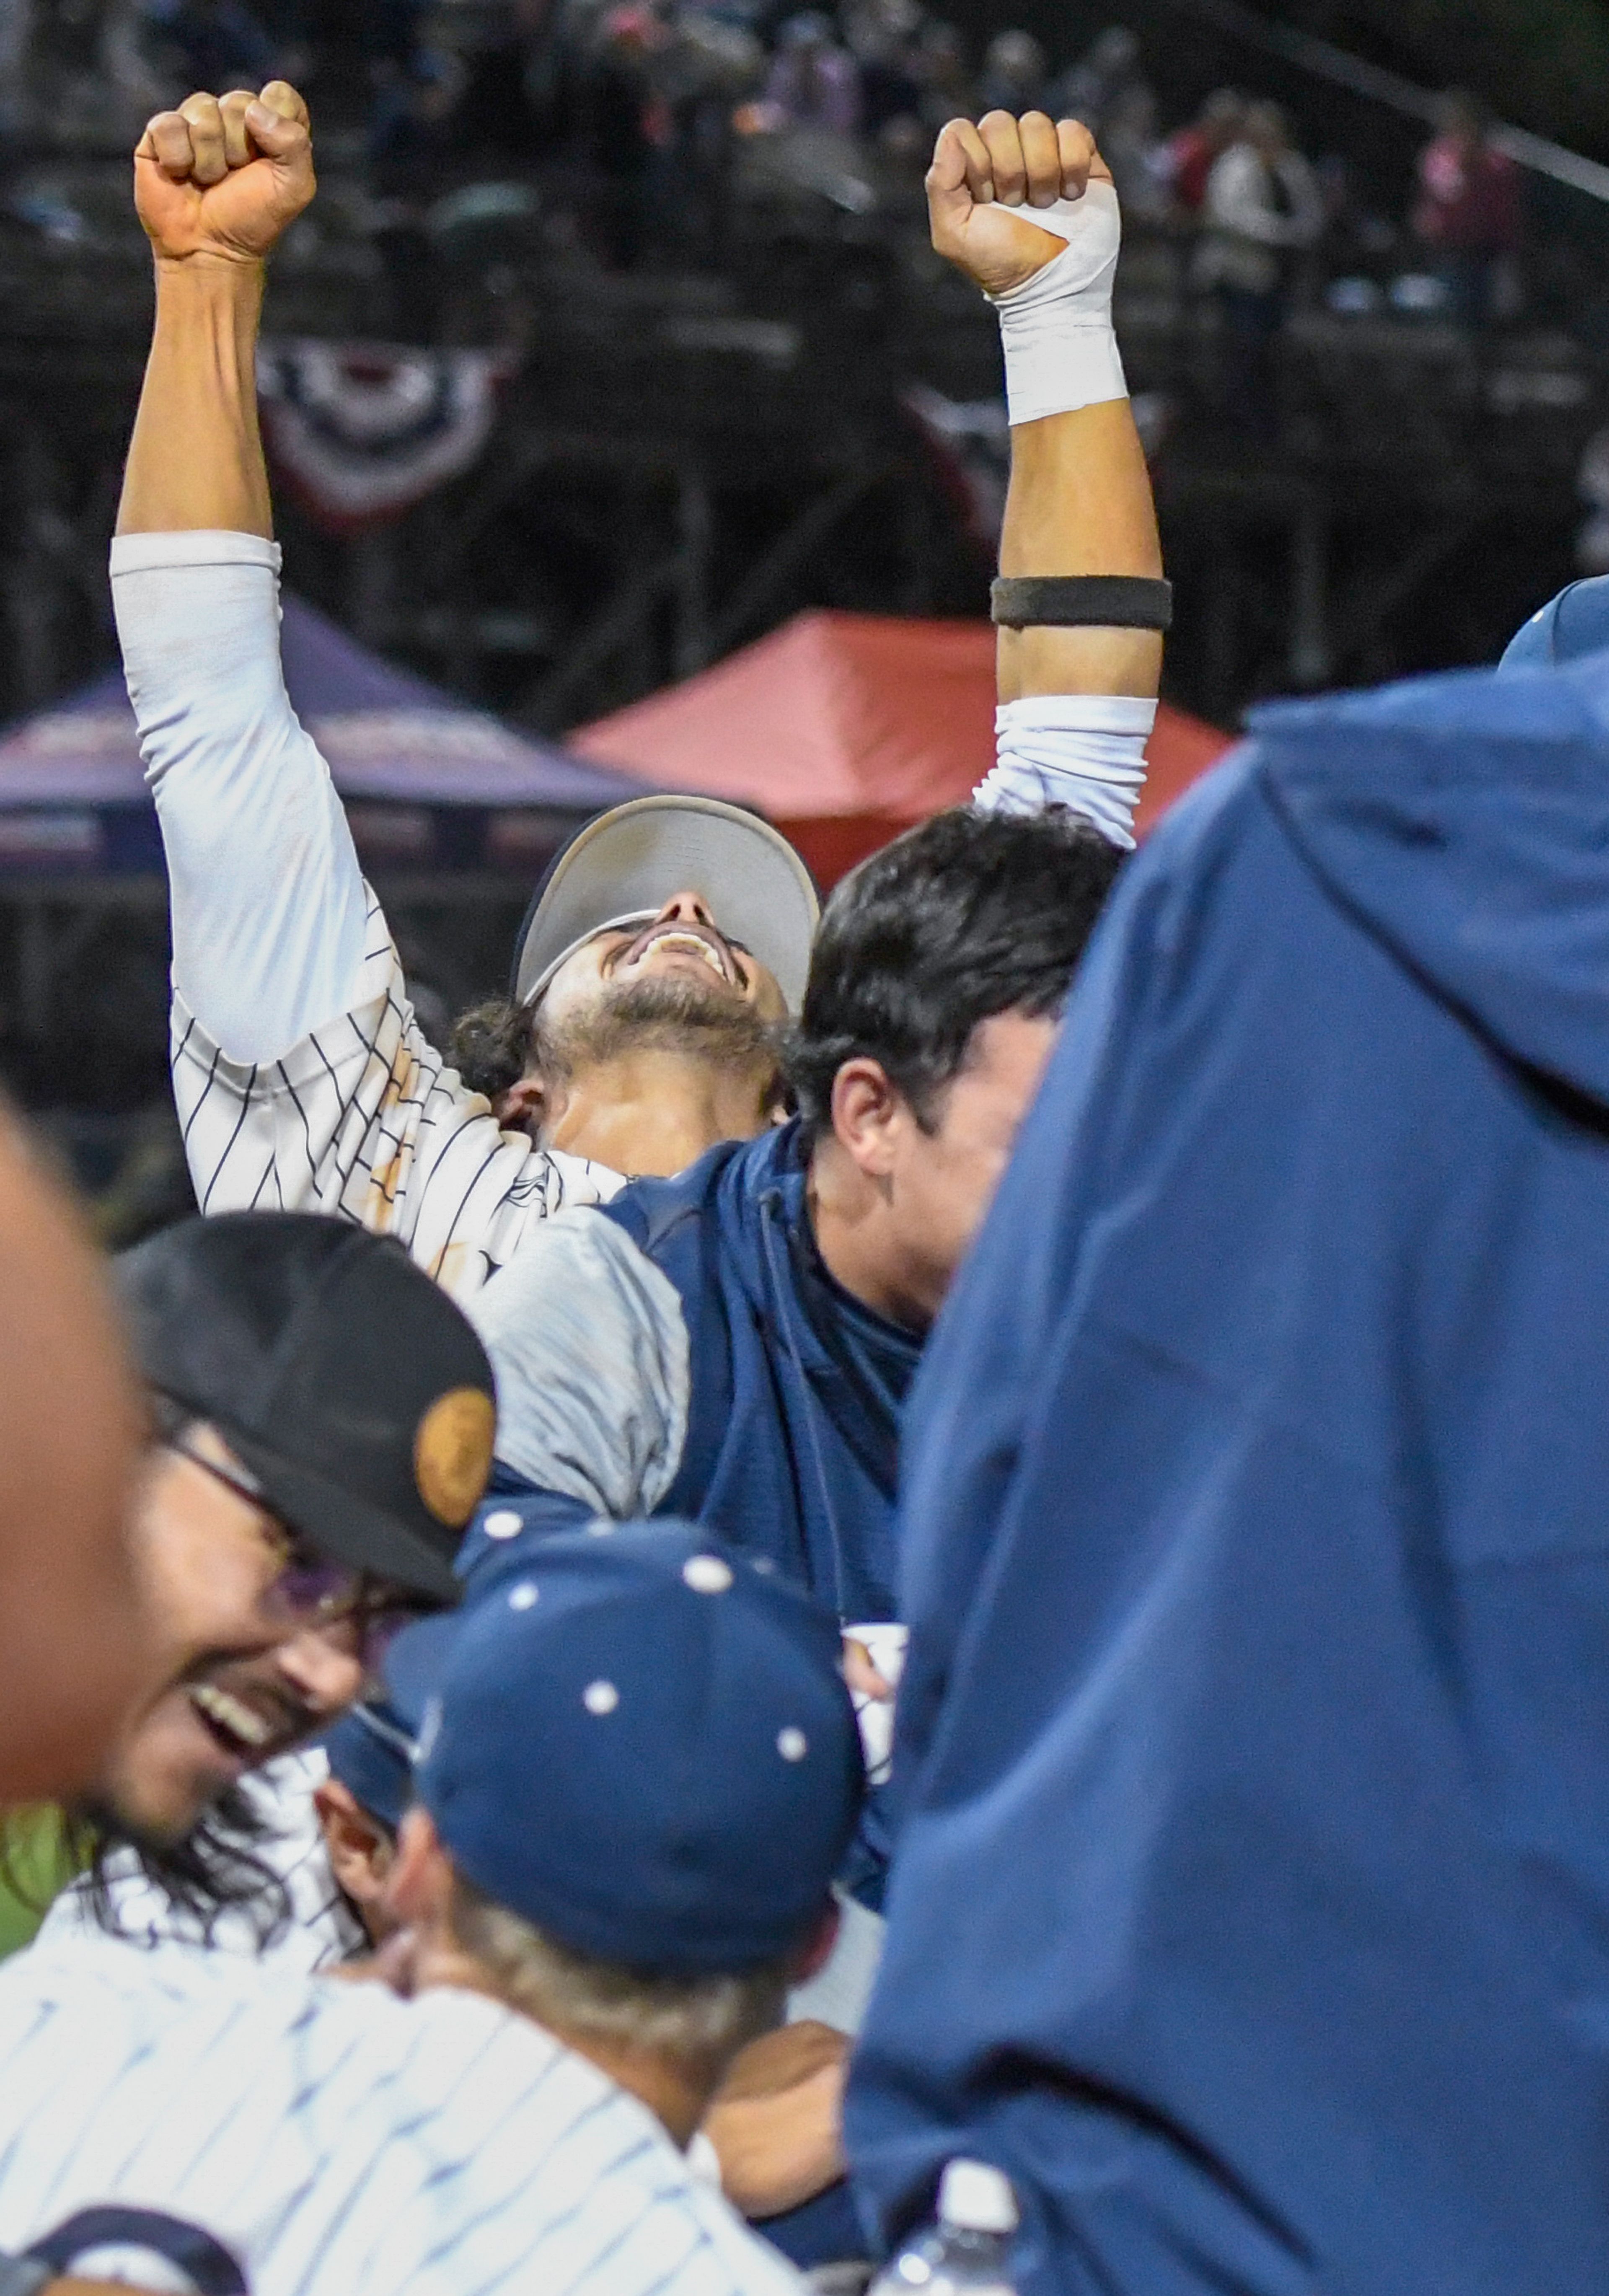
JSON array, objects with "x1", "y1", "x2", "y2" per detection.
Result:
[
  {"x1": 0, "y1": 1525, "x2": 861, "y2": 2296},
  {"x1": 115, "y1": 82, "x2": 1162, "y2": 1303},
  {"x1": 115, "y1": 79, "x2": 821, "y2": 1298}
]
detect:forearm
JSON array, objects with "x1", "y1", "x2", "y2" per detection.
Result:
[
  {"x1": 117, "y1": 255, "x2": 272, "y2": 538},
  {"x1": 934, "y1": 120, "x2": 1166, "y2": 841},
  {"x1": 997, "y1": 401, "x2": 1163, "y2": 703},
  {"x1": 979, "y1": 394, "x2": 1163, "y2": 845},
  {"x1": 703, "y1": 2025, "x2": 848, "y2": 2219},
  {"x1": 114, "y1": 209, "x2": 370, "y2": 1059}
]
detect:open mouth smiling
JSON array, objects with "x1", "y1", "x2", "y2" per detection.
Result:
[
  {"x1": 186, "y1": 1681, "x2": 282, "y2": 1760},
  {"x1": 618, "y1": 924, "x2": 741, "y2": 986}
]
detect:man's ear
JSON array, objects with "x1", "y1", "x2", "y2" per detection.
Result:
[
  {"x1": 492, "y1": 1072, "x2": 551, "y2": 1138},
  {"x1": 828, "y1": 1057, "x2": 908, "y2": 1181},
  {"x1": 788, "y1": 1895, "x2": 842, "y2": 1987},
  {"x1": 313, "y1": 1780, "x2": 393, "y2": 1906},
  {"x1": 384, "y1": 1805, "x2": 454, "y2": 1931}
]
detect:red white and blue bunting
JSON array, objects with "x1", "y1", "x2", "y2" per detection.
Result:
[{"x1": 257, "y1": 340, "x2": 513, "y2": 531}]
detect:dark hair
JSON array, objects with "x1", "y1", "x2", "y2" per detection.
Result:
[
  {"x1": 449, "y1": 997, "x2": 536, "y2": 1105},
  {"x1": 786, "y1": 805, "x2": 1122, "y2": 1140},
  {"x1": 74, "y1": 1786, "x2": 295, "y2": 1951}
]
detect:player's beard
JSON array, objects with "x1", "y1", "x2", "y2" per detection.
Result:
[{"x1": 536, "y1": 974, "x2": 784, "y2": 1091}]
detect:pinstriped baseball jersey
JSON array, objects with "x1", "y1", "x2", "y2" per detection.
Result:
[
  {"x1": 0, "y1": 1937, "x2": 806, "y2": 2296},
  {"x1": 172, "y1": 885, "x2": 620, "y2": 1302},
  {"x1": 112, "y1": 531, "x2": 622, "y2": 1308}
]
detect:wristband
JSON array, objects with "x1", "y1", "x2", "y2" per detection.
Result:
[
  {"x1": 987, "y1": 180, "x2": 1127, "y2": 425},
  {"x1": 975, "y1": 694, "x2": 1156, "y2": 849},
  {"x1": 992, "y1": 575, "x2": 1172, "y2": 631}
]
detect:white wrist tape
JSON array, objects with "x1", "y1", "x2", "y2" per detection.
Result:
[
  {"x1": 987, "y1": 180, "x2": 1127, "y2": 426},
  {"x1": 974, "y1": 693, "x2": 1156, "y2": 848}
]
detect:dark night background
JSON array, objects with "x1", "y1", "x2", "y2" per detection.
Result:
[{"x1": 0, "y1": 0, "x2": 1603, "y2": 1218}]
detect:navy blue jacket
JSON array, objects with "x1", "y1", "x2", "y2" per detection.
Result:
[
  {"x1": 846, "y1": 655, "x2": 1609, "y2": 2295},
  {"x1": 603, "y1": 1121, "x2": 920, "y2": 1622},
  {"x1": 461, "y1": 1121, "x2": 920, "y2": 1625}
]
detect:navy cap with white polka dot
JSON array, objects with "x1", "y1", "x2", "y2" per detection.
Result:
[{"x1": 390, "y1": 1517, "x2": 865, "y2": 1973}]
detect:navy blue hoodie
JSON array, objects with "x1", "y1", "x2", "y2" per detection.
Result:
[
  {"x1": 599, "y1": 1121, "x2": 921, "y2": 1623},
  {"x1": 845, "y1": 655, "x2": 1609, "y2": 2295}
]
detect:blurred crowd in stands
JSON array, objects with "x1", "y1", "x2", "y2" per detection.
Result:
[{"x1": 0, "y1": 3, "x2": 1528, "y2": 415}]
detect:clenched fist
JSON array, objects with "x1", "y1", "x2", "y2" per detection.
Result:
[
  {"x1": 135, "y1": 81, "x2": 314, "y2": 264},
  {"x1": 927, "y1": 109, "x2": 1111, "y2": 298}
]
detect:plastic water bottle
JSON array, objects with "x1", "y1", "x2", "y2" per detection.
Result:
[{"x1": 869, "y1": 2159, "x2": 1019, "y2": 2296}]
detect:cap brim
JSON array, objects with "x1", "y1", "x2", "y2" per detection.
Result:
[
  {"x1": 380, "y1": 1611, "x2": 464, "y2": 1731},
  {"x1": 228, "y1": 1431, "x2": 462, "y2": 1604},
  {"x1": 319, "y1": 1700, "x2": 418, "y2": 1832},
  {"x1": 511, "y1": 796, "x2": 819, "y2": 1014}
]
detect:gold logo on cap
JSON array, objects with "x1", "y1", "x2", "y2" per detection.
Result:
[{"x1": 414, "y1": 1388, "x2": 495, "y2": 1526}]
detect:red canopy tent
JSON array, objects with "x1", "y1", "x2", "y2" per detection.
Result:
[{"x1": 570, "y1": 611, "x2": 1234, "y2": 887}]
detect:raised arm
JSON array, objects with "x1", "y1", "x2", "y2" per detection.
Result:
[
  {"x1": 116, "y1": 82, "x2": 369, "y2": 1070},
  {"x1": 119, "y1": 85, "x2": 308, "y2": 539},
  {"x1": 929, "y1": 110, "x2": 1164, "y2": 842},
  {"x1": 116, "y1": 89, "x2": 613, "y2": 1286}
]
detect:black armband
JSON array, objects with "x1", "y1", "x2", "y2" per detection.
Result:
[{"x1": 991, "y1": 575, "x2": 1173, "y2": 632}]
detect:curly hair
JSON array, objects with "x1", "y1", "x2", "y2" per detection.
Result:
[
  {"x1": 448, "y1": 997, "x2": 538, "y2": 1105},
  {"x1": 70, "y1": 1783, "x2": 297, "y2": 1951}
]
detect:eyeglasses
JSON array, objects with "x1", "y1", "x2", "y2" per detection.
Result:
[{"x1": 158, "y1": 1413, "x2": 440, "y2": 1669}]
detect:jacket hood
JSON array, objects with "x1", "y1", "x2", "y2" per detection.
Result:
[
  {"x1": 1244, "y1": 651, "x2": 1609, "y2": 1104},
  {"x1": 1500, "y1": 577, "x2": 1609, "y2": 672}
]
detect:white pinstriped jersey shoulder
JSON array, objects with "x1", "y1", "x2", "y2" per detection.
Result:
[
  {"x1": 173, "y1": 885, "x2": 619, "y2": 1302},
  {"x1": 0, "y1": 1937, "x2": 806, "y2": 2296},
  {"x1": 111, "y1": 531, "x2": 621, "y2": 1307}
]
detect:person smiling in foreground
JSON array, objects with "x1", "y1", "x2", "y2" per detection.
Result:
[{"x1": 38, "y1": 1208, "x2": 495, "y2": 1948}]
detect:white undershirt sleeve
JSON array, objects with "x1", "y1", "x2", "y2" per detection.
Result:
[
  {"x1": 111, "y1": 529, "x2": 369, "y2": 1066},
  {"x1": 111, "y1": 531, "x2": 618, "y2": 1292},
  {"x1": 466, "y1": 1210, "x2": 691, "y2": 1511},
  {"x1": 973, "y1": 692, "x2": 1157, "y2": 849}
]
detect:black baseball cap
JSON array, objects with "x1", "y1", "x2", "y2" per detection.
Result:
[{"x1": 118, "y1": 1213, "x2": 496, "y2": 1603}]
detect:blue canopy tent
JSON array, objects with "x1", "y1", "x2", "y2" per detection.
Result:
[{"x1": 0, "y1": 592, "x2": 643, "y2": 879}]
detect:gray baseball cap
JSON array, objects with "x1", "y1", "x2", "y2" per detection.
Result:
[{"x1": 510, "y1": 794, "x2": 820, "y2": 1014}]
